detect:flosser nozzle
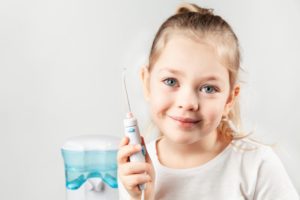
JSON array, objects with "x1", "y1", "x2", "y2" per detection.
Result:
[{"x1": 122, "y1": 68, "x2": 132, "y2": 114}]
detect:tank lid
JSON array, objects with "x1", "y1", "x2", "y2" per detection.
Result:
[{"x1": 62, "y1": 134, "x2": 121, "y2": 151}]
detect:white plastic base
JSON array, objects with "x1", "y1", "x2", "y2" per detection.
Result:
[{"x1": 66, "y1": 178, "x2": 119, "y2": 200}]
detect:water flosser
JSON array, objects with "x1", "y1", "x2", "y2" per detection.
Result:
[{"x1": 123, "y1": 69, "x2": 146, "y2": 191}]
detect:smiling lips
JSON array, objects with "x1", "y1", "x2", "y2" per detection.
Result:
[{"x1": 169, "y1": 115, "x2": 201, "y2": 128}]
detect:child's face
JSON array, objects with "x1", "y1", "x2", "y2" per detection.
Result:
[{"x1": 142, "y1": 34, "x2": 237, "y2": 144}]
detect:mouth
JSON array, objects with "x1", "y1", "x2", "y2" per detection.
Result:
[{"x1": 168, "y1": 115, "x2": 201, "y2": 128}]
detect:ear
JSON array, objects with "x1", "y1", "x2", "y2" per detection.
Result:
[
  {"x1": 140, "y1": 65, "x2": 151, "y2": 101},
  {"x1": 223, "y1": 84, "x2": 240, "y2": 116}
]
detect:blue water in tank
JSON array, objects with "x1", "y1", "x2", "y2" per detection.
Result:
[{"x1": 61, "y1": 149, "x2": 118, "y2": 190}]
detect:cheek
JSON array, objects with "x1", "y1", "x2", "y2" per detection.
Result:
[
  {"x1": 148, "y1": 85, "x2": 172, "y2": 118},
  {"x1": 202, "y1": 99, "x2": 227, "y2": 122},
  {"x1": 149, "y1": 93, "x2": 171, "y2": 114}
]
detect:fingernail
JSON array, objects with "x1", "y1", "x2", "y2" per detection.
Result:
[{"x1": 135, "y1": 144, "x2": 141, "y2": 150}]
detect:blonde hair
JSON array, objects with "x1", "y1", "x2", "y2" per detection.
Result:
[{"x1": 146, "y1": 3, "x2": 245, "y2": 139}]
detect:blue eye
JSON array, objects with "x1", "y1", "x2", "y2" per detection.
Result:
[
  {"x1": 163, "y1": 78, "x2": 177, "y2": 87},
  {"x1": 201, "y1": 85, "x2": 217, "y2": 94}
]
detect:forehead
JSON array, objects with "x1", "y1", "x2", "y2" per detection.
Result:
[{"x1": 152, "y1": 34, "x2": 229, "y2": 81}]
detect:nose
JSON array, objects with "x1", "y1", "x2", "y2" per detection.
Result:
[{"x1": 176, "y1": 87, "x2": 199, "y2": 111}]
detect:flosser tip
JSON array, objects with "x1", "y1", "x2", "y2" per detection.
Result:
[{"x1": 126, "y1": 112, "x2": 133, "y2": 118}]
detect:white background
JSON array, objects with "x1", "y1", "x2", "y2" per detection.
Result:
[{"x1": 0, "y1": 0, "x2": 299, "y2": 199}]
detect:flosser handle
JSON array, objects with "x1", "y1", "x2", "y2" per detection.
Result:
[{"x1": 123, "y1": 112, "x2": 146, "y2": 190}]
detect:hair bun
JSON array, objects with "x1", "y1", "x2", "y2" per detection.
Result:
[{"x1": 175, "y1": 3, "x2": 213, "y2": 15}]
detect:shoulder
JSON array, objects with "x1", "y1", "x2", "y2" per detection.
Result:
[
  {"x1": 230, "y1": 137, "x2": 299, "y2": 199},
  {"x1": 230, "y1": 137, "x2": 276, "y2": 160},
  {"x1": 228, "y1": 137, "x2": 287, "y2": 172}
]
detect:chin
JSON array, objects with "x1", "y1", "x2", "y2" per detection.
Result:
[
  {"x1": 166, "y1": 133, "x2": 201, "y2": 145},
  {"x1": 164, "y1": 127, "x2": 211, "y2": 144}
]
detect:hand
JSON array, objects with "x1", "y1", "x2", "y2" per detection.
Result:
[{"x1": 117, "y1": 136, "x2": 155, "y2": 200}]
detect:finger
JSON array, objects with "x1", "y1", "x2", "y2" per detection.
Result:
[
  {"x1": 140, "y1": 136, "x2": 147, "y2": 159},
  {"x1": 145, "y1": 150, "x2": 151, "y2": 163},
  {"x1": 119, "y1": 137, "x2": 129, "y2": 148},
  {"x1": 122, "y1": 174, "x2": 152, "y2": 190},
  {"x1": 141, "y1": 136, "x2": 145, "y2": 145},
  {"x1": 142, "y1": 146, "x2": 155, "y2": 183},
  {"x1": 140, "y1": 136, "x2": 151, "y2": 163},
  {"x1": 117, "y1": 143, "x2": 142, "y2": 164},
  {"x1": 120, "y1": 162, "x2": 151, "y2": 175}
]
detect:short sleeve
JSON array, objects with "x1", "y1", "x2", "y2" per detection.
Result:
[{"x1": 254, "y1": 147, "x2": 299, "y2": 200}]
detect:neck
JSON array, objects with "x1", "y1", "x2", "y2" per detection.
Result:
[{"x1": 157, "y1": 130, "x2": 231, "y2": 168}]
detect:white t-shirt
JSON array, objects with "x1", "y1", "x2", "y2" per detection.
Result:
[{"x1": 118, "y1": 138, "x2": 299, "y2": 200}]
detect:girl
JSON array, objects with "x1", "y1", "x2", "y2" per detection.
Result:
[{"x1": 117, "y1": 3, "x2": 299, "y2": 200}]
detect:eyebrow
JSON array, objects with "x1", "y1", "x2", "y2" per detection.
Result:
[
  {"x1": 158, "y1": 68, "x2": 182, "y2": 75},
  {"x1": 158, "y1": 68, "x2": 225, "y2": 82}
]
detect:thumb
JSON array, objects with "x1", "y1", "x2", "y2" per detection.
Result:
[
  {"x1": 141, "y1": 136, "x2": 155, "y2": 199},
  {"x1": 141, "y1": 136, "x2": 152, "y2": 163}
]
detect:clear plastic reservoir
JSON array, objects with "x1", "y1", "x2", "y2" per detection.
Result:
[{"x1": 61, "y1": 135, "x2": 120, "y2": 190}]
